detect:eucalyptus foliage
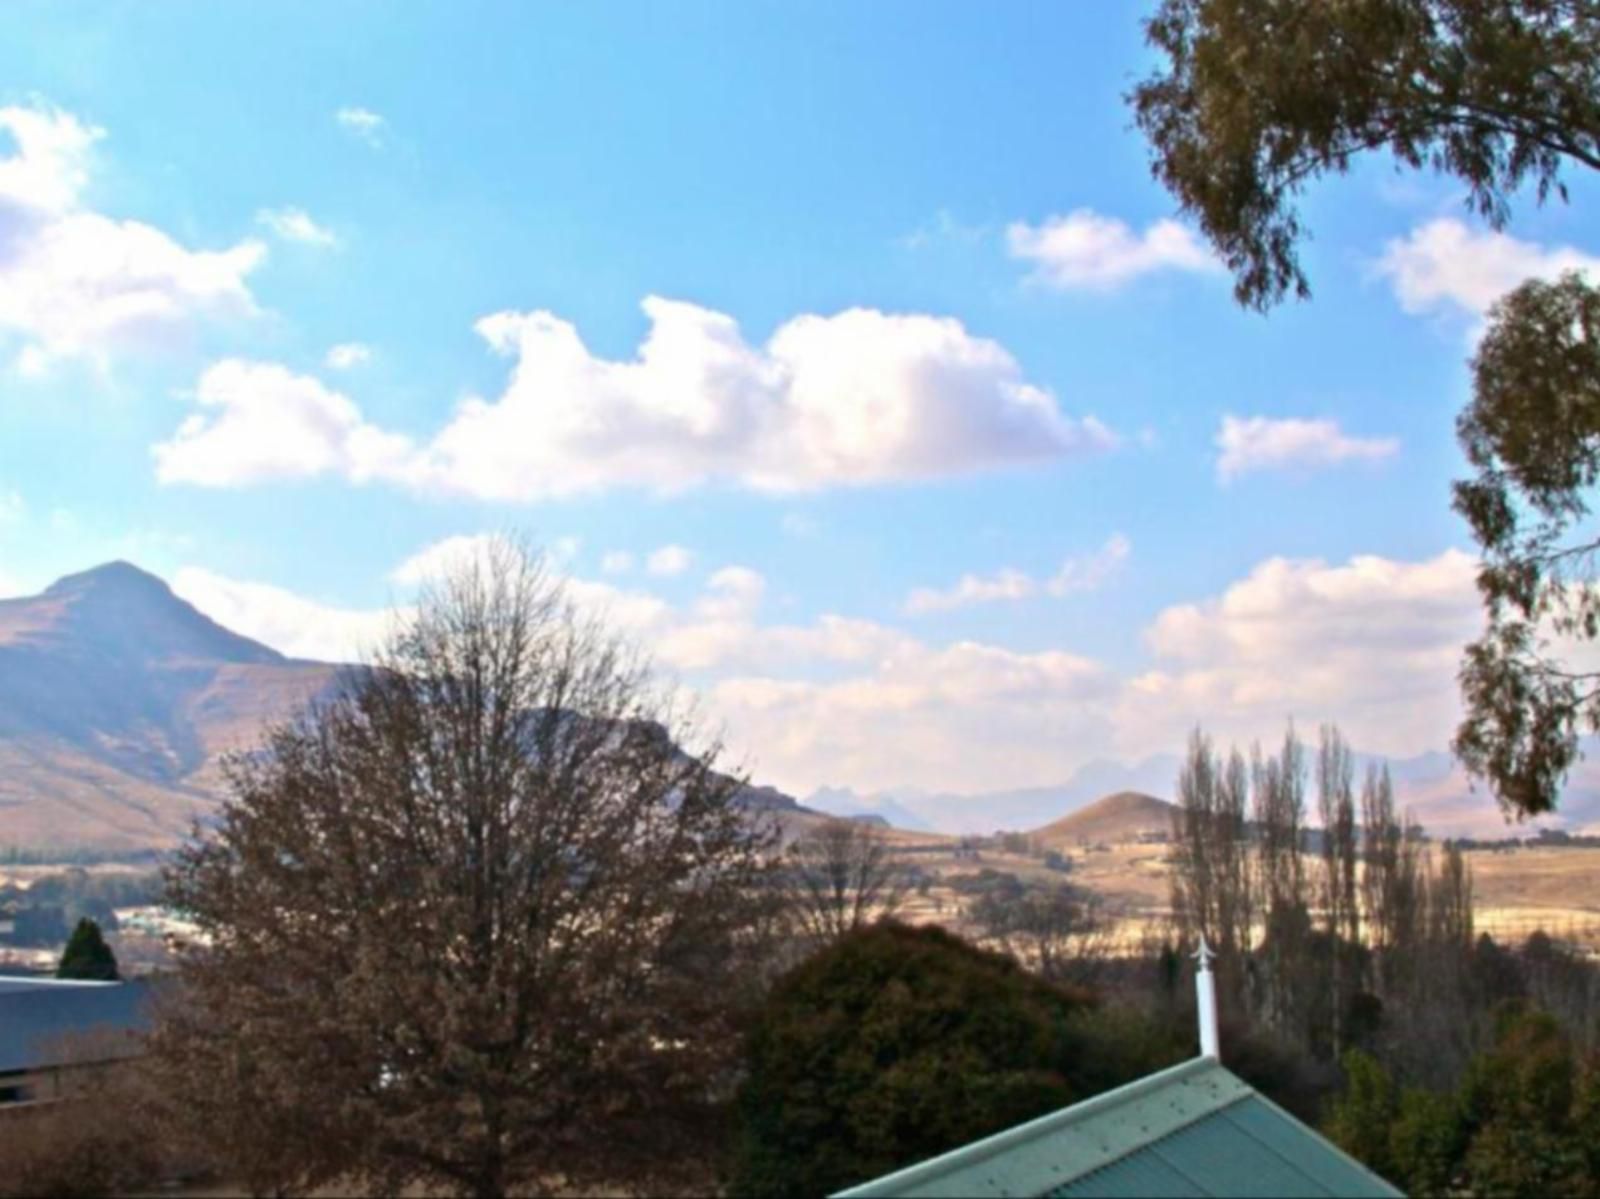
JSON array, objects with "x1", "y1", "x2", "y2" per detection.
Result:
[{"x1": 1132, "y1": 0, "x2": 1600, "y2": 309}]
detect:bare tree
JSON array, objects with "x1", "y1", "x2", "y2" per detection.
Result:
[
  {"x1": 1170, "y1": 730, "x2": 1251, "y2": 1010},
  {"x1": 154, "y1": 539, "x2": 775, "y2": 1199},
  {"x1": 1318, "y1": 726, "x2": 1361, "y2": 1057},
  {"x1": 969, "y1": 881, "x2": 1114, "y2": 989},
  {"x1": 785, "y1": 818, "x2": 910, "y2": 942},
  {"x1": 1250, "y1": 726, "x2": 1313, "y2": 1048}
]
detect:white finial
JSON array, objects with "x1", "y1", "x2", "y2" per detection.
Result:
[{"x1": 1194, "y1": 935, "x2": 1220, "y2": 1060}]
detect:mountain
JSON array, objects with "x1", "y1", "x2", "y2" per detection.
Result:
[
  {"x1": 0, "y1": 563, "x2": 342, "y2": 853},
  {"x1": 819, "y1": 747, "x2": 1600, "y2": 840},
  {"x1": 810, "y1": 755, "x2": 1183, "y2": 836},
  {"x1": 1028, "y1": 791, "x2": 1176, "y2": 847},
  {"x1": 803, "y1": 785, "x2": 935, "y2": 832},
  {"x1": 0, "y1": 562, "x2": 814, "y2": 856}
]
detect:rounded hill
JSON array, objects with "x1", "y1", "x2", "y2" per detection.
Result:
[{"x1": 1028, "y1": 791, "x2": 1175, "y2": 847}]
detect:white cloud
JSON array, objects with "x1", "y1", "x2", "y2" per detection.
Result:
[
  {"x1": 324, "y1": 342, "x2": 371, "y2": 370},
  {"x1": 905, "y1": 569, "x2": 1035, "y2": 615},
  {"x1": 1046, "y1": 533, "x2": 1131, "y2": 596},
  {"x1": 152, "y1": 359, "x2": 417, "y2": 486},
  {"x1": 898, "y1": 209, "x2": 989, "y2": 251},
  {"x1": 157, "y1": 297, "x2": 1115, "y2": 496},
  {"x1": 1377, "y1": 218, "x2": 1600, "y2": 320},
  {"x1": 0, "y1": 103, "x2": 264, "y2": 373},
  {"x1": 257, "y1": 206, "x2": 338, "y2": 248},
  {"x1": 1122, "y1": 550, "x2": 1483, "y2": 759},
  {"x1": 336, "y1": 107, "x2": 385, "y2": 146},
  {"x1": 708, "y1": 642, "x2": 1116, "y2": 796},
  {"x1": 904, "y1": 535, "x2": 1130, "y2": 614},
  {"x1": 1006, "y1": 209, "x2": 1218, "y2": 290},
  {"x1": 387, "y1": 533, "x2": 502, "y2": 587},
  {"x1": 170, "y1": 567, "x2": 402, "y2": 663},
  {"x1": 1215, "y1": 415, "x2": 1399, "y2": 482},
  {"x1": 165, "y1": 540, "x2": 1510, "y2": 804},
  {"x1": 0, "y1": 490, "x2": 23, "y2": 524},
  {"x1": 646, "y1": 544, "x2": 692, "y2": 577},
  {"x1": 0, "y1": 104, "x2": 98, "y2": 213},
  {"x1": 428, "y1": 298, "x2": 1111, "y2": 497},
  {"x1": 601, "y1": 550, "x2": 634, "y2": 575}
]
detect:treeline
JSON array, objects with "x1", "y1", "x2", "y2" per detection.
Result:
[{"x1": 1170, "y1": 723, "x2": 1600, "y2": 1194}]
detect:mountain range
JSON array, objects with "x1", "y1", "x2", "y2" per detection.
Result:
[
  {"x1": 806, "y1": 745, "x2": 1600, "y2": 841},
  {"x1": 3, "y1": 561, "x2": 1595, "y2": 854},
  {"x1": 0, "y1": 562, "x2": 809, "y2": 855}
]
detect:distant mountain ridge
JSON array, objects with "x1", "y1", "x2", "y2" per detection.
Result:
[
  {"x1": 0, "y1": 563, "x2": 343, "y2": 853},
  {"x1": 807, "y1": 746, "x2": 1600, "y2": 839},
  {"x1": 0, "y1": 562, "x2": 809, "y2": 855}
]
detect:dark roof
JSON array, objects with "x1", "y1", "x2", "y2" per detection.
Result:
[
  {"x1": 0, "y1": 977, "x2": 155, "y2": 1074},
  {"x1": 834, "y1": 1058, "x2": 1402, "y2": 1199}
]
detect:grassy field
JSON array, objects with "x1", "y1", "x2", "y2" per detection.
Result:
[
  {"x1": 891, "y1": 839, "x2": 1600, "y2": 955},
  {"x1": 6, "y1": 841, "x2": 1599, "y2": 975}
]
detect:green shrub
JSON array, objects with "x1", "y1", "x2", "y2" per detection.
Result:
[{"x1": 731, "y1": 922, "x2": 1174, "y2": 1198}]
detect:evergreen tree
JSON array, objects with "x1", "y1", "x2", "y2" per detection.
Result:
[
  {"x1": 56, "y1": 917, "x2": 118, "y2": 981},
  {"x1": 731, "y1": 922, "x2": 1180, "y2": 1198}
]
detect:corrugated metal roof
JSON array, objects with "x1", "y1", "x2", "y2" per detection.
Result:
[
  {"x1": 0, "y1": 976, "x2": 154, "y2": 1074},
  {"x1": 833, "y1": 1058, "x2": 1403, "y2": 1199}
]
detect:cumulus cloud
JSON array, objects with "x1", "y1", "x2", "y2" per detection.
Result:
[
  {"x1": 905, "y1": 568, "x2": 1035, "y2": 615},
  {"x1": 170, "y1": 567, "x2": 403, "y2": 663},
  {"x1": 1215, "y1": 415, "x2": 1399, "y2": 482},
  {"x1": 336, "y1": 107, "x2": 385, "y2": 146},
  {"x1": 1377, "y1": 218, "x2": 1600, "y2": 320},
  {"x1": 903, "y1": 534, "x2": 1130, "y2": 614},
  {"x1": 152, "y1": 359, "x2": 417, "y2": 486},
  {"x1": 646, "y1": 544, "x2": 692, "y2": 577},
  {"x1": 426, "y1": 298, "x2": 1112, "y2": 497},
  {"x1": 1122, "y1": 549, "x2": 1483, "y2": 758},
  {"x1": 601, "y1": 550, "x2": 634, "y2": 575},
  {"x1": 1007, "y1": 209, "x2": 1218, "y2": 289},
  {"x1": 324, "y1": 342, "x2": 371, "y2": 370},
  {"x1": 0, "y1": 103, "x2": 264, "y2": 373},
  {"x1": 257, "y1": 206, "x2": 337, "y2": 247},
  {"x1": 708, "y1": 643, "x2": 1117, "y2": 795},
  {"x1": 157, "y1": 297, "x2": 1114, "y2": 496},
  {"x1": 0, "y1": 490, "x2": 23, "y2": 524},
  {"x1": 168, "y1": 540, "x2": 1511, "y2": 803}
]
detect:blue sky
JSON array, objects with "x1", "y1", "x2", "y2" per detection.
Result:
[{"x1": 2, "y1": 2, "x2": 1598, "y2": 807}]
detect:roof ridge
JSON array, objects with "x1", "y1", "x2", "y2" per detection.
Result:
[{"x1": 834, "y1": 1057, "x2": 1244, "y2": 1197}]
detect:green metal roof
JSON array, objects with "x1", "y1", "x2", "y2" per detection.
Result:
[{"x1": 832, "y1": 1057, "x2": 1404, "y2": 1199}]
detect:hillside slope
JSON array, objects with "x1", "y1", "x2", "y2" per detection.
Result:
[
  {"x1": 1029, "y1": 790, "x2": 1176, "y2": 847},
  {"x1": 0, "y1": 562, "x2": 812, "y2": 855},
  {"x1": 0, "y1": 563, "x2": 341, "y2": 853}
]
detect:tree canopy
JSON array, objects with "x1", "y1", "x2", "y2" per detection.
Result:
[
  {"x1": 1454, "y1": 273, "x2": 1600, "y2": 816},
  {"x1": 1131, "y1": 0, "x2": 1600, "y2": 310}
]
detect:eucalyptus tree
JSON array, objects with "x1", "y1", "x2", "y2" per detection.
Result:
[{"x1": 1133, "y1": 0, "x2": 1600, "y2": 817}]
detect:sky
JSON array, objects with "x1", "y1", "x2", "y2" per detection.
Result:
[{"x1": 1, "y1": 2, "x2": 1598, "y2": 802}]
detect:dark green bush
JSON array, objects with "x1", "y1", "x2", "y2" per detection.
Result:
[{"x1": 730, "y1": 922, "x2": 1177, "y2": 1198}]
